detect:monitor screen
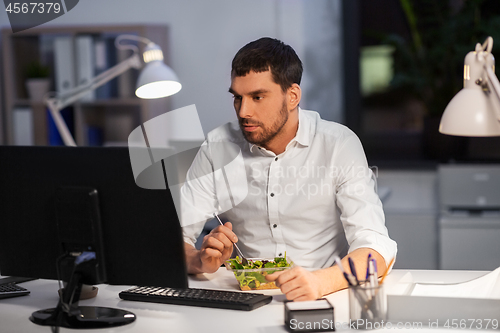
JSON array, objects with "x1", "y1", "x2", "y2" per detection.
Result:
[{"x1": 0, "y1": 146, "x2": 187, "y2": 289}]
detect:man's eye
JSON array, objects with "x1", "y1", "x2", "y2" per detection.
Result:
[
  {"x1": 253, "y1": 96, "x2": 262, "y2": 101},
  {"x1": 233, "y1": 96, "x2": 242, "y2": 101}
]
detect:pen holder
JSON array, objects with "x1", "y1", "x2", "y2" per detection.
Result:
[{"x1": 349, "y1": 283, "x2": 386, "y2": 330}]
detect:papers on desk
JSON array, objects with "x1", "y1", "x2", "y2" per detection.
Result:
[
  {"x1": 411, "y1": 267, "x2": 500, "y2": 299},
  {"x1": 387, "y1": 267, "x2": 500, "y2": 325}
]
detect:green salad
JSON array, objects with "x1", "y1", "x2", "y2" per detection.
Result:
[
  {"x1": 226, "y1": 254, "x2": 293, "y2": 290},
  {"x1": 227, "y1": 255, "x2": 291, "y2": 270}
]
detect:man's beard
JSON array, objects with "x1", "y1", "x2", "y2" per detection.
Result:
[{"x1": 239, "y1": 100, "x2": 289, "y2": 147}]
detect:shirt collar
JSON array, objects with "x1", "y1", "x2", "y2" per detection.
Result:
[
  {"x1": 294, "y1": 107, "x2": 311, "y2": 147},
  {"x1": 249, "y1": 107, "x2": 311, "y2": 154}
]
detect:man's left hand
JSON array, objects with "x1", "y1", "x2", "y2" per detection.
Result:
[{"x1": 266, "y1": 266, "x2": 322, "y2": 301}]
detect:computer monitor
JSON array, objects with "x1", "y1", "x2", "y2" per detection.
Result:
[{"x1": 0, "y1": 146, "x2": 187, "y2": 329}]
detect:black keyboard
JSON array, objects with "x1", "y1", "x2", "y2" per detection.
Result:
[
  {"x1": 0, "y1": 276, "x2": 36, "y2": 285},
  {"x1": 0, "y1": 283, "x2": 30, "y2": 299},
  {"x1": 119, "y1": 286, "x2": 272, "y2": 311}
]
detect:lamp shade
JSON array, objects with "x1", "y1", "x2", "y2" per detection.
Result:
[
  {"x1": 439, "y1": 88, "x2": 500, "y2": 136},
  {"x1": 135, "y1": 61, "x2": 182, "y2": 99}
]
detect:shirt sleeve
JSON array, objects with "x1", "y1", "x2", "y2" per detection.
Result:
[
  {"x1": 333, "y1": 133, "x2": 398, "y2": 266},
  {"x1": 180, "y1": 141, "x2": 218, "y2": 247}
]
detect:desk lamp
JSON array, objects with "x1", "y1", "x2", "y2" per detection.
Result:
[
  {"x1": 45, "y1": 34, "x2": 182, "y2": 146},
  {"x1": 440, "y1": 37, "x2": 500, "y2": 136}
]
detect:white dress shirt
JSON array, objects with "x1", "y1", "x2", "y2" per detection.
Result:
[{"x1": 181, "y1": 109, "x2": 397, "y2": 269}]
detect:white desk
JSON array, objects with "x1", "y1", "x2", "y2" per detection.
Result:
[{"x1": 0, "y1": 269, "x2": 492, "y2": 332}]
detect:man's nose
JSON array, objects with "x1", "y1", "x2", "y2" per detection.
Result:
[{"x1": 238, "y1": 98, "x2": 253, "y2": 118}]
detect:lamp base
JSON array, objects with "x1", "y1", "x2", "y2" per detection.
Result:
[{"x1": 30, "y1": 306, "x2": 136, "y2": 329}]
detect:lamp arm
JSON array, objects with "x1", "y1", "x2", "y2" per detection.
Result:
[
  {"x1": 51, "y1": 52, "x2": 142, "y2": 110},
  {"x1": 484, "y1": 65, "x2": 500, "y2": 121},
  {"x1": 44, "y1": 52, "x2": 142, "y2": 146},
  {"x1": 46, "y1": 99, "x2": 77, "y2": 146}
]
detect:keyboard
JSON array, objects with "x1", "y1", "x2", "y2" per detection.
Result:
[
  {"x1": 119, "y1": 286, "x2": 272, "y2": 311},
  {"x1": 0, "y1": 283, "x2": 30, "y2": 299},
  {"x1": 0, "y1": 276, "x2": 36, "y2": 285}
]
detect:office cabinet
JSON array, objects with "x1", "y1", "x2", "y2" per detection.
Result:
[
  {"x1": 1, "y1": 25, "x2": 171, "y2": 146},
  {"x1": 438, "y1": 165, "x2": 500, "y2": 270},
  {"x1": 440, "y1": 215, "x2": 500, "y2": 270},
  {"x1": 385, "y1": 213, "x2": 438, "y2": 269},
  {"x1": 377, "y1": 170, "x2": 439, "y2": 269}
]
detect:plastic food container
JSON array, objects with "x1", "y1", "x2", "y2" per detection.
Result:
[{"x1": 224, "y1": 257, "x2": 294, "y2": 291}]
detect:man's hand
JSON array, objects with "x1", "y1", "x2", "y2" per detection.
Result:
[
  {"x1": 266, "y1": 266, "x2": 323, "y2": 301},
  {"x1": 197, "y1": 222, "x2": 237, "y2": 273},
  {"x1": 264, "y1": 249, "x2": 390, "y2": 301}
]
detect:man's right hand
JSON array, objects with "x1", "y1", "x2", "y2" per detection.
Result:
[{"x1": 196, "y1": 222, "x2": 237, "y2": 273}]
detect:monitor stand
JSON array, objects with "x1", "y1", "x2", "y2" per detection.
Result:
[
  {"x1": 30, "y1": 306, "x2": 136, "y2": 329},
  {"x1": 30, "y1": 256, "x2": 136, "y2": 329}
]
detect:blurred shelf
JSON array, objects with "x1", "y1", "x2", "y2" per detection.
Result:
[{"x1": 1, "y1": 24, "x2": 171, "y2": 146}]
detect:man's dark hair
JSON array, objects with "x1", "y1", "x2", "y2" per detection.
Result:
[{"x1": 231, "y1": 37, "x2": 303, "y2": 92}]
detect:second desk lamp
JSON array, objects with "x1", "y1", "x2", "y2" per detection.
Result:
[{"x1": 440, "y1": 36, "x2": 500, "y2": 137}]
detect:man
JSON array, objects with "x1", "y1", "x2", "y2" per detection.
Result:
[{"x1": 182, "y1": 37, "x2": 397, "y2": 301}]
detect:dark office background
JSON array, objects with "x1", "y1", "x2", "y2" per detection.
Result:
[
  {"x1": 344, "y1": 0, "x2": 500, "y2": 167},
  {"x1": 2, "y1": 0, "x2": 500, "y2": 166}
]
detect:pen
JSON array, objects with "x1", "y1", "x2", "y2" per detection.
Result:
[
  {"x1": 369, "y1": 258, "x2": 382, "y2": 319},
  {"x1": 365, "y1": 253, "x2": 372, "y2": 280},
  {"x1": 334, "y1": 256, "x2": 358, "y2": 287},
  {"x1": 348, "y1": 257, "x2": 359, "y2": 285},
  {"x1": 368, "y1": 260, "x2": 376, "y2": 296},
  {"x1": 371, "y1": 258, "x2": 378, "y2": 286}
]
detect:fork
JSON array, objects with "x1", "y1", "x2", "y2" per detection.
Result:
[{"x1": 213, "y1": 213, "x2": 249, "y2": 265}]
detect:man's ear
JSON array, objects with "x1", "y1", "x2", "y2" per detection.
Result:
[{"x1": 287, "y1": 83, "x2": 301, "y2": 111}]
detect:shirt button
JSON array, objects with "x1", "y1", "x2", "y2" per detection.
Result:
[
  {"x1": 273, "y1": 224, "x2": 277, "y2": 228},
  {"x1": 270, "y1": 193, "x2": 275, "y2": 197},
  {"x1": 275, "y1": 157, "x2": 278, "y2": 161}
]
